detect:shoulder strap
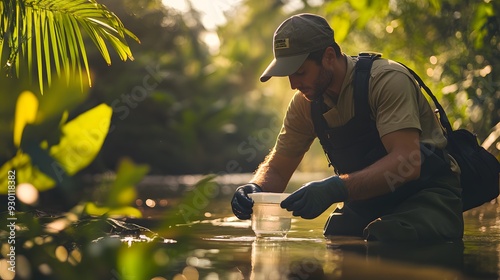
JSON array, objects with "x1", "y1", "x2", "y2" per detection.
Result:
[
  {"x1": 396, "y1": 62, "x2": 453, "y2": 136},
  {"x1": 311, "y1": 95, "x2": 333, "y2": 166},
  {"x1": 311, "y1": 52, "x2": 379, "y2": 130},
  {"x1": 357, "y1": 53, "x2": 452, "y2": 136},
  {"x1": 310, "y1": 53, "x2": 379, "y2": 167},
  {"x1": 354, "y1": 53, "x2": 380, "y2": 117}
]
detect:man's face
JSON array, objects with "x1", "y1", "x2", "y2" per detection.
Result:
[{"x1": 288, "y1": 59, "x2": 333, "y2": 101}]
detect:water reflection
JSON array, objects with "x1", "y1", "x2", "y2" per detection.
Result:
[
  {"x1": 246, "y1": 236, "x2": 467, "y2": 279},
  {"x1": 189, "y1": 204, "x2": 497, "y2": 279},
  {"x1": 326, "y1": 239, "x2": 466, "y2": 280},
  {"x1": 249, "y1": 238, "x2": 328, "y2": 279},
  {"x1": 328, "y1": 238, "x2": 465, "y2": 269},
  {"x1": 251, "y1": 240, "x2": 290, "y2": 279},
  {"x1": 132, "y1": 175, "x2": 500, "y2": 279}
]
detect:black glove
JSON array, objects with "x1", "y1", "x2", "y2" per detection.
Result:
[
  {"x1": 231, "y1": 183, "x2": 262, "y2": 220},
  {"x1": 280, "y1": 176, "x2": 348, "y2": 219}
]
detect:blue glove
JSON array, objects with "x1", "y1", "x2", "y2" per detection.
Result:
[
  {"x1": 280, "y1": 176, "x2": 348, "y2": 219},
  {"x1": 231, "y1": 183, "x2": 262, "y2": 220}
]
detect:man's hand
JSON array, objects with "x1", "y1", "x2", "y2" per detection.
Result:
[
  {"x1": 231, "y1": 183, "x2": 263, "y2": 220},
  {"x1": 280, "y1": 176, "x2": 348, "y2": 219}
]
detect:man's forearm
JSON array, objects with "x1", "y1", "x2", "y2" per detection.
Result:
[
  {"x1": 341, "y1": 129, "x2": 422, "y2": 201},
  {"x1": 250, "y1": 150, "x2": 303, "y2": 193},
  {"x1": 340, "y1": 150, "x2": 421, "y2": 200},
  {"x1": 251, "y1": 163, "x2": 289, "y2": 192}
]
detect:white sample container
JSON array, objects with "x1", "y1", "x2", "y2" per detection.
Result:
[{"x1": 249, "y1": 193, "x2": 292, "y2": 238}]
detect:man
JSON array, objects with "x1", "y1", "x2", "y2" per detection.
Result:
[{"x1": 231, "y1": 13, "x2": 463, "y2": 242}]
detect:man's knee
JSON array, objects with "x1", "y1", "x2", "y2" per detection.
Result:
[{"x1": 323, "y1": 207, "x2": 369, "y2": 237}]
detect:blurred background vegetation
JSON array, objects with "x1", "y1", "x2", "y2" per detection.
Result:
[
  {"x1": 0, "y1": 0, "x2": 498, "y2": 215},
  {"x1": 56, "y1": 0, "x2": 500, "y2": 175}
]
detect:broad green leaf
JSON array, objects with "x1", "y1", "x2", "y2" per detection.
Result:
[
  {"x1": 0, "y1": 152, "x2": 56, "y2": 193},
  {"x1": 13, "y1": 91, "x2": 38, "y2": 147},
  {"x1": 1, "y1": 103, "x2": 110, "y2": 193},
  {"x1": 49, "y1": 103, "x2": 112, "y2": 175}
]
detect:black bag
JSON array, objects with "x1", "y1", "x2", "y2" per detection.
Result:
[
  {"x1": 396, "y1": 60, "x2": 500, "y2": 211},
  {"x1": 448, "y1": 129, "x2": 500, "y2": 210}
]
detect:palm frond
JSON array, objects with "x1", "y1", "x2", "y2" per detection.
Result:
[{"x1": 0, "y1": 0, "x2": 140, "y2": 94}]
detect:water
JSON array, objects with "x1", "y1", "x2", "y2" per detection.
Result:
[
  {"x1": 3, "y1": 174, "x2": 499, "y2": 280},
  {"x1": 132, "y1": 174, "x2": 500, "y2": 279},
  {"x1": 167, "y1": 204, "x2": 500, "y2": 279}
]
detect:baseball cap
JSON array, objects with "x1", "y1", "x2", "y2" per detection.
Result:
[{"x1": 260, "y1": 13, "x2": 334, "y2": 82}]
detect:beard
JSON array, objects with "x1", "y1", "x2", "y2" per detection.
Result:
[{"x1": 310, "y1": 66, "x2": 334, "y2": 101}]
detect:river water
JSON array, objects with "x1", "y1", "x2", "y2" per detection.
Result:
[{"x1": 130, "y1": 173, "x2": 500, "y2": 280}]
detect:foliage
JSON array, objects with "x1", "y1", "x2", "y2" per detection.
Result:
[
  {"x1": 84, "y1": 158, "x2": 149, "y2": 218},
  {"x1": 0, "y1": 0, "x2": 138, "y2": 209},
  {"x1": 0, "y1": 0, "x2": 499, "y2": 279},
  {"x1": 0, "y1": 172, "x2": 217, "y2": 280},
  {"x1": 65, "y1": 0, "x2": 499, "y2": 175},
  {"x1": 0, "y1": 87, "x2": 112, "y2": 194},
  {"x1": 225, "y1": 0, "x2": 500, "y2": 160},
  {"x1": 75, "y1": 0, "x2": 277, "y2": 175},
  {"x1": 0, "y1": 0, "x2": 139, "y2": 94},
  {"x1": 316, "y1": 0, "x2": 499, "y2": 141}
]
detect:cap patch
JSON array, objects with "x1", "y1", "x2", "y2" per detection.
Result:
[{"x1": 274, "y1": 38, "x2": 289, "y2": 49}]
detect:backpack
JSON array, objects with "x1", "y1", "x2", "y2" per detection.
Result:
[{"x1": 313, "y1": 52, "x2": 500, "y2": 211}]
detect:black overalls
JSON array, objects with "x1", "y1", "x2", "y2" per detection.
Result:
[{"x1": 312, "y1": 56, "x2": 463, "y2": 242}]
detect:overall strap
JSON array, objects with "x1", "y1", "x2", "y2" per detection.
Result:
[
  {"x1": 396, "y1": 63, "x2": 452, "y2": 135},
  {"x1": 311, "y1": 96, "x2": 333, "y2": 166},
  {"x1": 353, "y1": 53, "x2": 380, "y2": 118},
  {"x1": 311, "y1": 53, "x2": 380, "y2": 168}
]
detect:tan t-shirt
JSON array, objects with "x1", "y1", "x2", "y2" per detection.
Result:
[{"x1": 273, "y1": 55, "x2": 448, "y2": 159}]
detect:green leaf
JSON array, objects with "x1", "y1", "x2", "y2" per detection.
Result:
[
  {"x1": 34, "y1": 7, "x2": 44, "y2": 94},
  {"x1": 47, "y1": 11, "x2": 61, "y2": 77},
  {"x1": 84, "y1": 202, "x2": 143, "y2": 218},
  {"x1": 1, "y1": 0, "x2": 139, "y2": 93},
  {"x1": 83, "y1": 158, "x2": 149, "y2": 217},
  {"x1": 0, "y1": 152, "x2": 56, "y2": 193},
  {"x1": 106, "y1": 158, "x2": 150, "y2": 208},
  {"x1": 13, "y1": 90, "x2": 38, "y2": 147},
  {"x1": 330, "y1": 14, "x2": 351, "y2": 43},
  {"x1": 49, "y1": 103, "x2": 112, "y2": 175},
  {"x1": 471, "y1": 2, "x2": 494, "y2": 49},
  {"x1": 26, "y1": 5, "x2": 33, "y2": 81}
]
